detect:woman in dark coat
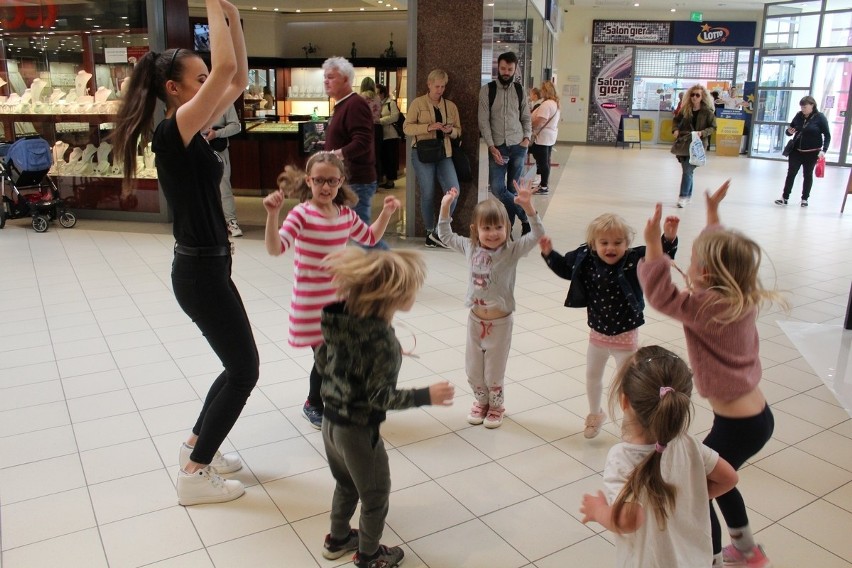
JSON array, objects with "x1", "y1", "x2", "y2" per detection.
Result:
[{"x1": 775, "y1": 95, "x2": 831, "y2": 207}]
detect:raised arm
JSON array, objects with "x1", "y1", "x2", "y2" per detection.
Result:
[
  {"x1": 208, "y1": 0, "x2": 248, "y2": 121},
  {"x1": 643, "y1": 203, "x2": 665, "y2": 261},
  {"x1": 705, "y1": 179, "x2": 730, "y2": 227},
  {"x1": 175, "y1": 0, "x2": 237, "y2": 144},
  {"x1": 262, "y1": 189, "x2": 286, "y2": 256},
  {"x1": 367, "y1": 196, "x2": 402, "y2": 241}
]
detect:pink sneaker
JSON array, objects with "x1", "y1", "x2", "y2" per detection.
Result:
[
  {"x1": 722, "y1": 544, "x2": 772, "y2": 567},
  {"x1": 483, "y1": 407, "x2": 504, "y2": 429},
  {"x1": 467, "y1": 402, "x2": 489, "y2": 425}
]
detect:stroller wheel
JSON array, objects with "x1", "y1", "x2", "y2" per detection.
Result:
[
  {"x1": 59, "y1": 211, "x2": 77, "y2": 228},
  {"x1": 32, "y1": 215, "x2": 49, "y2": 233}
]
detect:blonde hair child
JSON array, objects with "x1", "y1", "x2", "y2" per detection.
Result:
[
  {"x1": 540, "y1": 212, "x2": 679, "y2": 439},
  {"x1": 316, "y1": 247, "x2": 454, "y2": 567},
  {"x1": 262, "y1": 151, "x2": 400, "y2": 429},
  {"x1": 437, "y1": 180, "x2": 543, "y2": 428},
  {"x1": 638, "y1": 180, "x2": 786, "y2": 567},
  {"x1": 580, "y1": 346, "x2": 738, "y2": 568}
]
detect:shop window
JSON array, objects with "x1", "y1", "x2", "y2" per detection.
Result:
[
  {"x1": 820, "y1": 10, "x2": 852, "y2": 47},
  {"x1": 758, "y1": 54, "x2": 814, "y2": 88},
  {"x1": 767, "y1": 1, "x2": 823, "y2": 16},
  {"x1": 826, "y1": 0, "x2": 852, "y2": 9},
  {"x1": 763, "y1": 14, "x2": 820, "y2": 48},
  {"x1": 634, "y1": 48, "x2": 735, "y2": 80},
  {"x1": 753, "y1": 88, "x2": 809, "y2": 123}
]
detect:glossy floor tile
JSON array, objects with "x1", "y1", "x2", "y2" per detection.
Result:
[{"x1": 1, "y1": 145, "x2": 851, "y2": 568}]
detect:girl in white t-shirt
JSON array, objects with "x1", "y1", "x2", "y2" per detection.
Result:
[{"x1": 580, "y1": 345, "x2": 738, "y2": 568}]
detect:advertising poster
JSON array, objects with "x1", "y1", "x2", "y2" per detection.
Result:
[
  {"x1": 587, "y1": 45, "x2": 634, "y2": 144},
  {"x1": 715, "y1": 118, "x2": 745, "y2": 156},
  {"x1": 592, "y1": 20, "x2": 671, "y2": 45}
]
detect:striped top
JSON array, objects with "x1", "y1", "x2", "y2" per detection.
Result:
[{"x1": 279, "y1": 202, "x2": 377, "y2": 347}]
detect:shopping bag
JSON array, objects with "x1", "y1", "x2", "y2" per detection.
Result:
[
  {"x1": 688, "y1": 131, "x2": 706, "y2": 167},
  {"x1": 815, "y1": 155, "x2": 825, "y2": 178}
]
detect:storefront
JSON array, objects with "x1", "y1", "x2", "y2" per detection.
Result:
[{"x1": 586, "y1": 19, "x2": 758, "y2": 147}]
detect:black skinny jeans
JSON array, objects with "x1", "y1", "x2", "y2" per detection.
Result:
[
  {"x1": 782, "y1": 149, "x2": 820, "y2": 201},
  {"x1": 703, "y1": 404, "x2": 774, "y2": 554},
  {"x1": 172, "y1": 253, "x2": 259, "y2": 465},
  {"x1": 529, "y1": 143, "x2": 552, "y2": 187}
]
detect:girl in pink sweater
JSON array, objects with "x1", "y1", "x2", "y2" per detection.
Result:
[{"x1": 638, "y1": 180, "x2": 786, "y2": 568}]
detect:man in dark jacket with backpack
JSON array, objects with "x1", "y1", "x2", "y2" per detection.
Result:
[{"x1": 478, "y1": 51, "x2": 533, "y2": 236}]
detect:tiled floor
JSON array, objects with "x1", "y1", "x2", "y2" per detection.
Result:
[{"x1": 1, "y1": 145, "x2": 851, "y2": 568}]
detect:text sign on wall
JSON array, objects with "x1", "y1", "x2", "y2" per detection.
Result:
[
  {"x1": 592, "y1": 20, "x2": 671, "y2": 45},
  {"x1": 104, "y1": 48, "x2": 128, "y2": 64},
  {"x1": 671, "y1": 21, "x2": 757, "y2": 47}
]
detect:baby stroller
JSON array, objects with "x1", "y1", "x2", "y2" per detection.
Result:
[{"x1": 0, "y1": 136, "x2": 76, "y2": 233}]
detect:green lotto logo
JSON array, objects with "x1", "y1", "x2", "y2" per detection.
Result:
[{"x1": 697, "y1": 24, "x2": 730, "y2": 44}]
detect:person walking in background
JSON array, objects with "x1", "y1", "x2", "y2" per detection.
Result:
[
  {"x1": 530, "y1": 81, "x2": 560, "y2": 196},
  {"x1": 580, "y1": 346, "x2": 738, "y2": 568},
  {"x1": 437, "y1": 182, "x2": 543, "y2": 429},
  {"x1": 322, "y1": 57, "x2": 387, "y2": 249},
  {"x1": 478, "y1": 51, "x2": 532, "y2": 236},
  {"x1": 404, "y1": 68, "x2": 461, "y2": 249},
  {"x1": 205, "y1": 103, "x2": 243, "y2": 237},
  {"x1": 671, "y1": 84, "x2": 716, "y2": 208},
  {"x1": 316, "y1": 247, "x2": 455, "y2": 568},
  {"x1": 262, "y1": 152, "x2": 400, "y2": 429},
  {"x1": 639, "y1": 181, "x2": 786, "y2": 568},
  {"x1": 775, "y1": 95, "x2": 830, "y2": 208},
  {"x1": 539, "y1": 212, "x2": 678, "y2": 439},
  {"x1": 376, "y1": 83, "x2": 400, "y2": 190},
  {"x1": 359, "y1": 77, "x2": 384, "y2": 189},
  {"x1": 111, "y1": 0, "x2": 256, "y2": 506}
]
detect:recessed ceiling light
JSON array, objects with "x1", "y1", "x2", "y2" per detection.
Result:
[
  {"x1": 274, "y1": 7, "x2": 279, "y2": 10},
  {"x1": 328, "y1": 8, "x2": 333, "y2": 11},
  {"x1": 634, "y1": 2, "x2": 639, "y2": 5},
  {"x1": 360, "y1": 7, "x2": 365, "y2": 9},
  {"x1": 670, "y1": 8, "x2": 676, "y2": 11},
  {"x1": 252, "y1": 6, "x2": 257, "y2": 10},
  {"x1": 296, "y1": 9, "x2": 301, "y2": 12}
]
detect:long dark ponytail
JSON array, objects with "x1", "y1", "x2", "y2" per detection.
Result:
[{"x1": 111, "y1": 48, "x2": 192, "y2": 191}]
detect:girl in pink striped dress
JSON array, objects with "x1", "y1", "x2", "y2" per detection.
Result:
[{"x1": 263, "y1": 152, "x2": 401, "y2": 428}]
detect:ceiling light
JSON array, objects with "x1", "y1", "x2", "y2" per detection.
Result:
[
  {"x1": 274, "y1": 7, "x2": 279, "y2": 10},
  {"x1": 360, "y1": 7, "x2": 365, "y2": 9},
  {"x1": 328, "y1": 8, "x2": 333, "y2": 11},
  {"x1": 634, "y1": 2, "x2": 639, "y2": 5},
  {"x1": 252, "y1": 6, "x2": 257, "y2": 10},
  {"x1": 670, "y1": 8, "x2": 676, "y2": 11},
  {"x1": 296, "y1": 9, "x2": 301, "y2": 13}
]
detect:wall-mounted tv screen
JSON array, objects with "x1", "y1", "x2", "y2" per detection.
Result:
[
  {"x1": 545, "y1": 0, "x2": 559, "y2": 34},
  {"x1": 193, "y1": 23, "x2": 210, "y2": 52}
]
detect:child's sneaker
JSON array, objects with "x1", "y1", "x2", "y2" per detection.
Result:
[
  {"x1": 179, "y1": 443, "x2": 242, "y2": 474},
  {"x1": 303, "y1": 401, "x2": 323, "y2": 429},
  {"x1": 322, "y1": 528, "x2": 359, "y2": 560},
  {"x1": 583, "y1": 411, "x2": 607, "y2": 439},
  {"x1": 483, "y1": 407, "x2": 505, "y2": 429},
  {"x1": 176, "y1": 467, "x2": 245, "y2": 506},
  {"x1": 353, "y1": 544, "x2": 404, "y2": 568},
  {"x1": 467, "y1": 402, "x2": 489, "y2": 425},
  {"x1": 722, "y1": 543, "x2": 772, "y2": 567}
]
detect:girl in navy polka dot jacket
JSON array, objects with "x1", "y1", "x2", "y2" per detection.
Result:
[{"x1": 540, "y1": 213, "x2": 678, "y2": 439}]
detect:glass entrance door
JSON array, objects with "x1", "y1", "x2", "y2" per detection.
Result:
[{"x1": 812, "y1": 55, "x2": 852, "y2": 165}]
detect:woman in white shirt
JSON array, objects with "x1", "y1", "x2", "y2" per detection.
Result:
[{"x1": 530, "y1": 81, "x2": 560, "y2": 195}]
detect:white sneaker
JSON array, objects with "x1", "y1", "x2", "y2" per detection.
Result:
[
  {"x1": 179, "y1": 443, "x2": 243, "y2": 474},
  {"x1": 676, "y1": 197, "x2": 689, "y2": 208},
  {"x1": 227, "y1": 220, "x2": 243, "y2": 237},
  {"x1": 177, "y1": 467, "x2": 245, "y2": 506}
]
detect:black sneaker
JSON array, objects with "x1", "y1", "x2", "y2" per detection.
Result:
[
  {"x1": 322, "y1": 528, "x2": 359, "y2": 560},
  {"x1": 801, "y1": 200, "x2": 808, "y2": 207},
  {"x1": 424, "y1": 235, "x2": 438, "y2": 248},
  {"x1": 353, "y1": 545, "x2": 404, "y2": 568},
  {"x1": 533, "y1": 186, "x2": 549, "y2": 195},
  {"x1": 520, "y1": 222, "x2": 531, "y2": 236},
  {"x1": 774, "y1": 198, "x2": 788, "y2": 205},
  {"x1": 428, "y1": 231, "x2": 449, "y2": 249}
]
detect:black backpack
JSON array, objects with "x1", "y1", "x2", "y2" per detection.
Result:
[
  {"x1": 387, "y1": 102, "x2": 406, "y2": 139},
  {"x1": 488, "y1": 80, "x2": 524, "y2": 114}
]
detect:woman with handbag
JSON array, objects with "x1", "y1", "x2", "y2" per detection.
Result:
[
  {"x1": 530, "y1": 81, "x2": 560, "y2": 195},
  {"x1": 671, "y1": 85, "x2": 716, "y2": 208},
  {"x1": 403, "y1": 68, "x2": 461, "y2": 248},
  {"x1": 377, "y1": 83, "x2": 401, "y2": 190},
  {"x1": 775, "y1": 95, "x2": 831, "y2": 208}
]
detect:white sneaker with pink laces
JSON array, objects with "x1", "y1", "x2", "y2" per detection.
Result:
[
  {"x1": 483, "y1": 407, "x2": 504, "y2": 429},
  {"x1": 467, "y1": 402, "x2": 489, "y2": 425},
  {"x1": 722, "y1": 544, "x2": 772, "y2": 567}
]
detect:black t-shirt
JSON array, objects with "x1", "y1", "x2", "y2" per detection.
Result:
[{"x1": 152, "y1": 116, "x2": 228, "y2": 247}]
